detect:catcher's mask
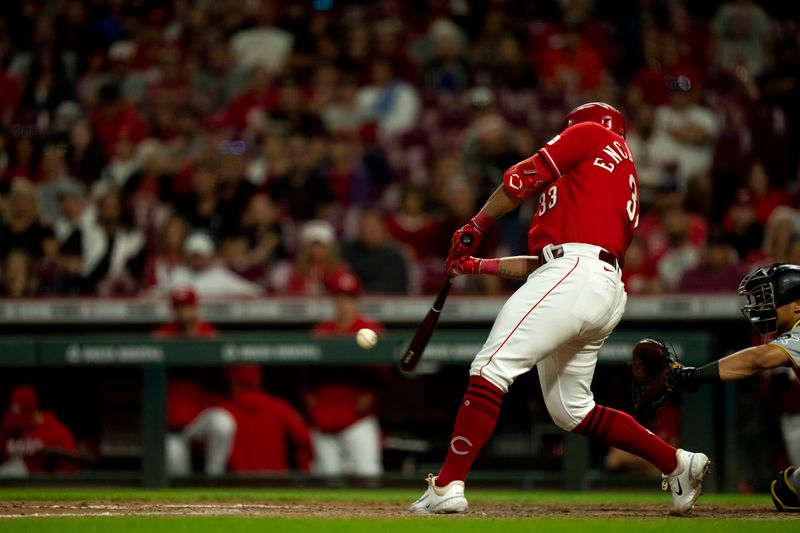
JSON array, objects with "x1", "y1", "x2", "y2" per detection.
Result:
[{"x1": 739, "y1": 263, "x2": 800, "y2": 335}]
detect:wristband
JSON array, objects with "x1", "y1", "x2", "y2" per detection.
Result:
[
  {"x1": 682, "y1": 360, "x2": 721, "y2": 393},
  {"x1": 471, "y1": 207, "x2": 496, "y2": 233},
  {"x1": 478, "y1": 258, "x2": 500, "y2": 276}
]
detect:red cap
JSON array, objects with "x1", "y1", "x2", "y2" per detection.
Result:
[
  {"x1": 325, "y1": 271, "x2": 362, "y2": 296},
  {"x1": 9, "y1": 386, "x2": 38, "y2": 416},
  {"x1": 170, "y1": 285, "x2": 198, "y2": 307},
  {"x1": 226, "y1": 365, "x2": 263, "y2": 388},
  {"x1": 564, "y1": 102, "x2": 626, "y2": 138}
]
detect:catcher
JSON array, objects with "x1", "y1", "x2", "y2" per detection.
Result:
[{"x1": 632, "y1": 263, "x2": 800, "y2": 512}]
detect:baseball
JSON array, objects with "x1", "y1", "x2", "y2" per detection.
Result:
[{"x1": 356, "y1": 328, "x2": 378, "y2": 350}]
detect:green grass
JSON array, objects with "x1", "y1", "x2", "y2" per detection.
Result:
[
  {"x1": 0, "y1": 488, "x2": 791, "y2": 532},
  {"x1": 0, "y1": 518, "x2": 796, "y2": 533},
  {"x1": 0, "y1": 487, "x2": 771, "y2": 506}
]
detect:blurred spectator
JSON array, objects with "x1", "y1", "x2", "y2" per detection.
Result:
[
  {"x1": 483, "y1": 34, "x2": 537, "y2": 91},
  {"x1": 154, "y1": 286, "x2": 234, "y2": 477},
  {"x1": 321, "y1": 75, "x2": 369, "y2": 136},
  {"x1": 341, "y1": 207, "x2": 408, "y2": 294},
  {"x1": 65, "y1": 118, "x2": 106, "y2": 187},
  {"x1": 89, "y1": 84, "x2": 148, "y2": 157},
  {"x1": 745, "y1": 162, "x2": 790, "y2": 226},
  {"x1": 223, "y1": 365, "x2": 312, "y2": 473},
  {"x1": 0, "y1": 179, "x2": 58, "y2": 262},
  {"x1": 80, "y1": 190, "x2": 145, "y2": 295},
  {"x1": 3, "y1": 135, "x2": 41, "y2": 184},
  {"x1": 386, "y1": 184, "x2": 440, "y2": 260},
  {"x1": 648, "y1": 74, "x2": 719, "y2": 195},
  {"x1": 462, "y1": 113, "x2": 527, "y2": 195},
  {"x1": 723, "y1": 189, "x2": 765, "y2": 262},
  {"x1": 245, "y1": 132, "x2": 290, "y2": 188},
  {"x1": 174, "y1": 159, "x2": 224, "y2": 238},
  {"x1": 269, "y1": 134, "x2": 335, "y2": 221},
  {"x1": 143, "y1": 215, "x2": 188, "y2": 291},
  {"x1": 622, "y1": 236, "x2": 661, "y2": 294},
  {"x1": 760, "y1": 207, "x2": 800, "y2": 264},
  {"x1": 17, "y1": 47, "x2": 75, "y2": 122},
  {"x1": 0, "y1": 385, "x2": 78, "y2": 477},
  {"x1": 711, "y1": 0, "x2": 772, "y2": 77},
  {"x1": 633, "y1": 32, "x2": 704, "y2": 108},
  {"x1": 325, "y1": 137, "x2": 373, "y2": 207},
  {"x1": 219, "y1": 193, "x2": 286, "y2": 281},
  {"x1": 625, "y1": 104, "x2": 661, "y2": 192},
  {"x1": 436, "y1": 181, "x2": 503, "y2": 294},
  {"x1": 537, "y1": 29, "x2": 605, "y2": 95},
  {"x1": 270, "y1": 78, "x2": 325, "y2": 135},
  {"x1": 47, "y1": 181, "x2": 92, "y2": 294},
  {"x1": 655, "y1": 207, "x2": 703, "y2": 291},
  {"x1": 222, "y1": 66, "x2": 278, "y2": 132},
  {"x1": 355, "y1": 59, "x2": 421, "y2": 138},
  {"x1": 422, "y1": 19, "x2": 470, "y2": 92},
  {"x1": 679, "y1": 233, "x2": 749, "y2": 292},
  {"x1": 0, "y1": 249, "x2": 38, "y2": 297},
  {"x1": 229, "y1": 4, "x2": 293, "y2": 75},
  {"x1": 37, "y1": 137, "x2": 85, "y2": 222},
  {"x1": 309, "y1": 272, "x2": 385, "y2": 479},
  {"x1": 165, "y1": 232, "x2": 262, "y2": 297},
  {"x1": 284, "y1": 220, "x2": 351, "y2": 296}
]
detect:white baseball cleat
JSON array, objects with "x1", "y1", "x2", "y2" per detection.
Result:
[
  {"x1": 409, "y1": 474, "x2": 468, "y2": 514},
  {"x1": 661, "y1": 448, "x2": 710, "y2": 515}
]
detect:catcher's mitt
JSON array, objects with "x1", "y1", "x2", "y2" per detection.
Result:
[{"x1": 630, "y1": 338, "x2": 687, "y2": 421}]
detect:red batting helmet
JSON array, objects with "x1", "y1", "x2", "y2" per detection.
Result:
[{"x1": 564, "y1": 102, "x2": 626, "y2": 138}]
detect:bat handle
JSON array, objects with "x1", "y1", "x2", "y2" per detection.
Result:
[{"x1": 460, "y1": 233, "x2": 473, "y2": 247}]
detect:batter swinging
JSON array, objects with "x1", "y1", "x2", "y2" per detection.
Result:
[{"x1": 410, "y1": 103, "x2": 709, "y2": 516}]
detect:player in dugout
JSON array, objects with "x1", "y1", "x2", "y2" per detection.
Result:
[
  {"x1": 643, "y1": 263, "x2": 800, "y2": 512},
  {"x1": 308, "y1": 271, "x2": 386, "y2": 481},
  {"x1": 153, "y1": 285, "x2": 236, "y2": 477},
  {"x1": 0, "y1": 385, "x2": 79, "y2": 477}
]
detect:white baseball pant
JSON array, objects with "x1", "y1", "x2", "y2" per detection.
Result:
[
  {"x1": 166, "y1": 407, "x2": 236, "y2": 477},
  {"x1": 470, "y1": 243, "x2": 627, "y2": 431},
  {"x1": 312, "y1": 415, "x2": 383, "y2": 477}
]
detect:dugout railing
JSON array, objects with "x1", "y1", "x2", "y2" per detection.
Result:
[{"x1": 0, "y1": 330, "x2": 716, "y2": 490}]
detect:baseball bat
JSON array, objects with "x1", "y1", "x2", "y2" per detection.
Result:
[
  {"x1": 399, "y1": 275, "x2": 454, "y2": 372},
  {"x1": 399, "y1": 233, "x2": 474, "y2": 372}
]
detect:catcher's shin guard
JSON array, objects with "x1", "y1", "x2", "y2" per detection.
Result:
[{"x1": 771, "y1": 467, "x2": 800, "y2": 512}]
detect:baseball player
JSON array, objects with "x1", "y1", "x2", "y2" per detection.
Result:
[
  {"x1": 410, "y1": 103, "x2": 709, "y2": 515},
  {"x1": 643, "y1": 263, "x2": 800, "y2": 512}
]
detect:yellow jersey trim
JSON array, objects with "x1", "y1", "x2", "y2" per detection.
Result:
[{"x1": 772, "y1": 343, "x2": 799, "y2": 371}]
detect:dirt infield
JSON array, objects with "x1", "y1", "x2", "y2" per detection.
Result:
[{"x1": 0, "y1": 500, "x2": 786, "y2": 520}]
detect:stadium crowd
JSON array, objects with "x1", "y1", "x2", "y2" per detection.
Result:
[{"x1": 0, "y1": 0, "x2": 798, "y2": 298}]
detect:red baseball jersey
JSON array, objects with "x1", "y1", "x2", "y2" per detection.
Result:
[{"x1": 503, "y1": 122, "x2": 640, "y2": 263}]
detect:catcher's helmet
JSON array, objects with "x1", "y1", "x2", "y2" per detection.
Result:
[
  {"x1": 739, "y1": 263, "x2": 800, "y2": 335},
  {"x1": 564, "y1": 102, "x2": 626, "y2": 138}
]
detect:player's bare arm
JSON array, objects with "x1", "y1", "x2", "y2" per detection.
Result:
[
  {"x1": 448, "y1": 185, "x2": 523, "y2": 260},
  {"x1": 717, "y1": 345, "x2": 793, "y2": 381}
]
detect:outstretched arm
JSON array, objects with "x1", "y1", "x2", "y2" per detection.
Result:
[{"x1": 680, "y1": 344, "x2": 792, "y2": 389}]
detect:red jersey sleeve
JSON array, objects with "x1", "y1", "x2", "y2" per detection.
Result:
[{"x1": 538, "y1": 122, "x2": 610, "y2": 178}]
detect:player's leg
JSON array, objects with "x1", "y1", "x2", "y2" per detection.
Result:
[
  {"x1": 183, "y1": 407, "x2": 237, "y2": 476},
  {"x1": 539, "y1": 338, "x2": 708, "y2": 515},
  {"x1": 165, "y1": 433, "x2": 191, "y2": 476},
  {"x1": 312, "y1": 430, "x2": 344, "y2": 476},
  {"x1": 341, "y1": 415, "x2": 383, "y2": 478},
  {"x1": 414, "y1": 258, "x2": 586, "y2": 511},
  {"x1": 446, "y1": 259, "x2": 588, "y2": 476}
]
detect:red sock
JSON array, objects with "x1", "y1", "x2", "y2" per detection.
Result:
[
  {"x1": 436, "y1": 376, "x2": 504, "y2": 486},
  {"x1": 573, "y1": 405, "x2": 678, "y2": 474}
]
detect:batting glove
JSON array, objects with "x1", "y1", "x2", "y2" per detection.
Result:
[{"x1": 446, "y1": 256, "x2": 499, "y2": 277}]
